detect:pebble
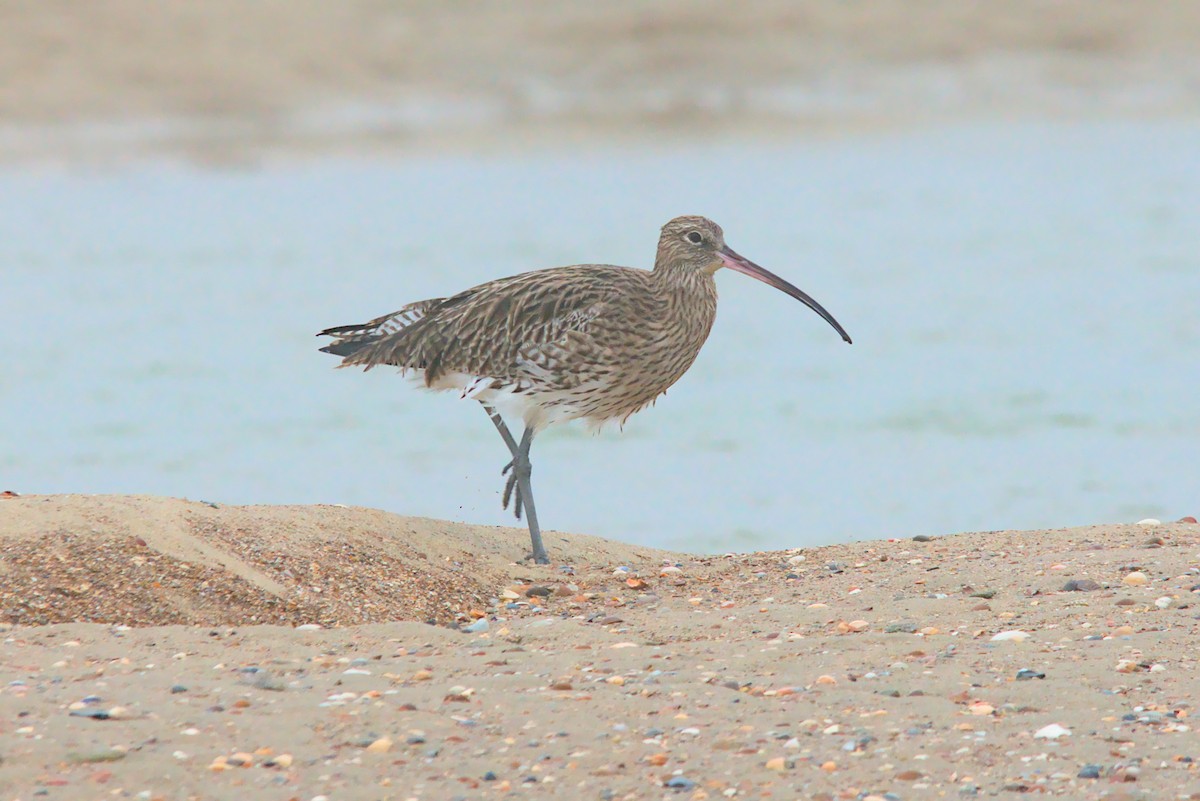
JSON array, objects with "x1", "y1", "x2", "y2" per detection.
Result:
[
  {"x1": 885, "y1": 622, "x2": 918, "y2": 634},
  {"x1": 1154, "y1": 596, "x2": 1173, "y2": 609},
  {"x1": 1123, "y1": 571, "x2": 1149, "y2": 586},
  {"x1": 66, "y1": 749, "x2": 126, "y2": 764},
  {"x1": 1034, "y1": 723, "x2": 1071, "y2": 739},
  {"x1": 264, "y1": 753, "x2": 293, "y2": 768},
  {"x1": 69, "y1": 706, "x2": 134, "y2": 720},
  {"x1": 247, "y1": 672, "x2": 287, "y2": 691},
  {"x1": 991, "y1": 630, "x2": 1030, "y2": 642},
  {"x1": 1015, "y1": 669, "x2": 1045, "y2": 680},
  {"x1": 764, "y1": 756, "x2": 788, "y2": 771},
  {"x1": 1062, "y1": 579, "x2": 1101, "y2": 592},
  {"x1": 365, "y1": 736, "x2": 392, "y2": 753},
  {"x1": 295, "y1": 623, "x2": 322, "y2": 631},
  {"x1": 664, "y1": 776, "x2": 695, "y2": 790},
  {"x1": 1077, "y1": 764, "x2": 1103, "y2": 779},
  {"x1": 1112, "y1": 765, "x2": 1141, "y2": 782},
  {"x1": 69, "y1": 708, "x2": 113, "y2": 720},
  {"x1": 444, "y1": 685, "x2": 474, "y2": 701},
  {"x1": 1135, "y1": 518, "x2": 1161, "y2": 526},
  {"x1": 169, "y1": 685, "x2": 188, "y2": 694},
  {"x1": 462, "y1": 618, "x2": 490, "y2": 633}
]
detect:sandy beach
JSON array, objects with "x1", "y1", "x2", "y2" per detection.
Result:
[
  {"x1": 2, "y1": 495, "x2": 1198, "y2": 798},
  {"x1": 3, "y1": 1, "x2": 1200, "y2": 162}
]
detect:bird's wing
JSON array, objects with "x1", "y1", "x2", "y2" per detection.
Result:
[{"x1": 324, "y1": 266, "x2": 650, "y2": 386}]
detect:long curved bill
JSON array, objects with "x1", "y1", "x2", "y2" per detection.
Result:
[{"x1": 718, "y1": 246, "x2": 852, "y2": 344}]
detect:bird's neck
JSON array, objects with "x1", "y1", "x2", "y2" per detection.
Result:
[
  {"x1": 651, "y1": 264, "x2": 718, "y2": 333},
  {"x1": 652, "y1": 263, "x2": 718, "y2": 299}
]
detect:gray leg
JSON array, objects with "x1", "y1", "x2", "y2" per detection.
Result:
[
  {"x1": 480, "y1": 403, "x2": 549, "y2": 564},
  {"x1": 510, "y1": 426, "x2": 547, "y2": 564},
  {"x1": 482, "y1": 403, "x2": 519, "y2": 456},
  {"x1": 480, "y1": 404, "x2": 525, "y2": 515}
]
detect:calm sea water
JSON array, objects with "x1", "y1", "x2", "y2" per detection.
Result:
[{"x1": 2, "y1": 120, "x2": 1197, "y2": 551}]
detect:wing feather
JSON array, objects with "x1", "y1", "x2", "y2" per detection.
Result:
[{"x1": 318, "y1": 265, "x2": 654, "y2": 387}]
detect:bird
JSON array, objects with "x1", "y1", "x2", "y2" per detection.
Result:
[{"x1": 318, "y1": 215, "x2": 851, "y2": 564}]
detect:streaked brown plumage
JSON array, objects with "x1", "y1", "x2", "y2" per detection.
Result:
[{"x1": 319, "y1": 215, "x2": 850, "y2": 563}]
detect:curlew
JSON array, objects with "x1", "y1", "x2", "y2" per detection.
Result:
[{"x1": 318, "y1": 216, "x2": 851, "y2": 563}]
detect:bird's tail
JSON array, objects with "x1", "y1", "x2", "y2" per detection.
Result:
[{"x1": 316, "y1": 299, "x2": 443, "y2": 368}]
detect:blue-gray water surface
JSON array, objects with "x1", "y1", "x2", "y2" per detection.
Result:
[{"x1": 2, "y1": 120, "x2": 1197, "y2": 551}]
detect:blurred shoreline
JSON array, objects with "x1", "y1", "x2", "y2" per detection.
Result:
[{"x1": 3, "y1": 0, "x2": 1199, "y2": 164}]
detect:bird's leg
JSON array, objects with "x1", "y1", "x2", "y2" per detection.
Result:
[
  {"x1": 481, "y1": 402, "x2": 520, "y2": 456},
  {"x1": 480, "y1": 403, "x2": 524, "y2": 516},
  {"x1": 480, "y1": 404, "x2": 548, "y2": 563},
  {"x1": 511, "y1": 426, "x2": 548, "y2": 564}
]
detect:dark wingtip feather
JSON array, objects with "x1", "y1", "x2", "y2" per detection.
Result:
[
  {"x1": 317, "y1": 323, "x2": 368, "y2": 337},
  {"x1": 319, "y1": 338, "x2": 378, "y2": 357}
]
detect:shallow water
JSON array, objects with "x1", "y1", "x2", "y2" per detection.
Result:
[{"x1": 2, "y1": 120, "x2": 1197, "y2": 551}]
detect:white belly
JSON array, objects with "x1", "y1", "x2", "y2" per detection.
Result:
[{"x1": 417, "y1": 369, "x2": 609, "y2": 431}]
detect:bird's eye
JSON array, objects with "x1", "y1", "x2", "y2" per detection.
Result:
[{"x1": 686, "y1": 231, "x2": 703, "y2": 245}]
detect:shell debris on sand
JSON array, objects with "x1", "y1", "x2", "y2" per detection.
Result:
[{"x1": 3, "y1": 498, "x2": 1200, "y2": 796}]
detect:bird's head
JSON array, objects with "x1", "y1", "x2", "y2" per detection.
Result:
[
  {"x1": 655, "y1": 215, "x2": 852, "y2": 344},
  {"x1": 655, "y1": 215, "x2": 730, "y2": 274}
]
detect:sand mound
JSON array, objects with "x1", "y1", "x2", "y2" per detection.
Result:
[{"x1": 0, "y1": 494, "x2": 668, "y2": 627}]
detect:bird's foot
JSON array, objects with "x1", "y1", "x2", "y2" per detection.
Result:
[
  {"x1": 525, "y1": 549, "x2": 551, "y2": 565},
  {"x1": 501, "y1": 461, "x2": 522, "y2": 519},
  {"x1": 500, "y1": 458, "x2": 530, "y2": 520}
]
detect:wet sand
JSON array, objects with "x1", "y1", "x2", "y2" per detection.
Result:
[
  {"x1": 3, "y1": 1, "x2": 1200, "y2": 163},
  {"x1": 2, "y1": 495, "x2": 1198, "y2": 798}
]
